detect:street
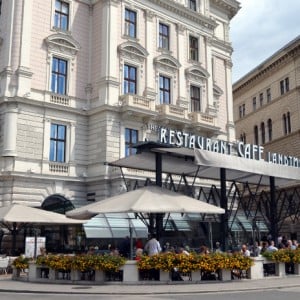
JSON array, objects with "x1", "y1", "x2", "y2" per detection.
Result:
[{"x1": 1, "y1": 287, "x2": 300, "y2": 300}]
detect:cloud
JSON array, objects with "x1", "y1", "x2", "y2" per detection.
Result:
[{"x1": 231, "y1": 0, "x2": 300, "y2": 82}]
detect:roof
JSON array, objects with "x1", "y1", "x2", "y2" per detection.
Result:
[{"x1": 109, "y1": 147, "x2": 300, "y2": 187}]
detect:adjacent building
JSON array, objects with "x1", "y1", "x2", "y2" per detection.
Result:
[{"x1": 233, "y1": 36, "x2": 300, "y2": 239}]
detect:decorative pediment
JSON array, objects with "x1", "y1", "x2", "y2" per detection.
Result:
[
  {"x1": 118, "y1": 42, "x2": 148, "y2": 62},
  {"x1": 185, "y1": 66, "x2": 210, "y2": 81},
  {"x1": 154, "y1": 54, "x2": 181, "y2": 72},
  {"x1": 45, "y1": 33, "x2": 81, "y2": 56}
]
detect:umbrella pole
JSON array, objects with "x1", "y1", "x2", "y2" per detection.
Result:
[
  {"x1": 129, "y1": 226, "x2": 133, "y2": 260},
  {"x1": 12, "y1": 222, "x2": 17, "y2": 256}
]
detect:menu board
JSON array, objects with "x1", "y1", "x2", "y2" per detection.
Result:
[{"x1": 25, "y1": 237, "x2": 46, "y2": 258}]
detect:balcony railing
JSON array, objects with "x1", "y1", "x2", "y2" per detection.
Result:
[
  {"x1": 119, "y1": 95, "x2": 156, "y2": 111},
  {"x1": 188, "y1": 111, "x2": 216, "y2": 126},
  {"x1": 50, "y1": 94, "x2": 70, "y2": 106},
  {"x1": 49, "y1": 162, "x2": 69, "y2": 173},
  {"x1": 156, "y1": 104, "x2": 187, "y2": 119}
]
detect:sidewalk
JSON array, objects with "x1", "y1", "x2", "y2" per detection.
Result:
[{"x1": 1, "y1": 274, "x2": 300, "y2": 295}]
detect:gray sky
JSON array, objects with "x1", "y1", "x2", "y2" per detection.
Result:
[{"x1": 230, "y1": 0, "x2": 300, "y2": 83}]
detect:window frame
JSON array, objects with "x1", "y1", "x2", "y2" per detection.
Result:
[
  {"x1": 189, "y1": 35, "x2": 199, "y2": 61},
  {"x1": 54, "y1": 0, "x2": 70, "y2": 31},
  {"x1": 190, "y1": 85, "x2": 201, "y2": 112},
  {"x1": 266, "y1": 88, "x2": 271, "y2": 102},
  {"x1": 51, "y1": 56, "x2": 68, "y2": 95},
  {"x1": 123, "y1": 64, "x2": 137, "y2": 94},
  {"x1": 50, "y1": 123, "x2": 67, "y2": 163},
  {"x1": 159, "y1": 23, "x2": 170, "y2": 50},
  {"x1": 267, "y1": 118, "x2": 272, "y2": 141},
  {"x1": 124, "y1": 8, "x2": 137, "y2": 38},
  {"x1": 280, "y1": 77, "x2": 290, "y2": 95},
  {"x1": 254, "y1": 125, "x2": 259, "y2": 145},
  {"x1": 252, "y1": 97, "x2": 256, "y2": 111},
  {"x1": 189, "y1": 0, "x2": 197, "y2": 11},
  {"x1": 159, "y1": 75, "x2": 171, "y2": 104},
  {"x1": 261, "y1": 122, "x2": 265, "y2": 144},
  {"x1": 125, "y1": 128, "x2": 138, "y2": 157}
]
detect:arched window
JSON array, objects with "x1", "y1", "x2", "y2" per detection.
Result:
[
  {"x1": 254, "y1": 125, "x2": 259, "y2": 145},
  {"x1": 42, "y1": 194, "x2": 74, "y2": 214},
  {"x1": 267, "y1": 119, "x2": 272, "y2": 141},
  {"x1": 261, "y1": 122, "x2": 265, "y2": 144},
  {"x1": 283, "y1": 112, "x2": 292, "y2": 135},
  {"x1": 240, "y1": 132, "x2": 246, "y2": 144}
]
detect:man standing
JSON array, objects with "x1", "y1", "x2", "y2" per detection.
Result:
[{"x1": 144, "y1": 234, "x2": 161, "y2": 256}]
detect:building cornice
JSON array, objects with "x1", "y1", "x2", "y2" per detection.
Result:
[
  {"x1": 210, "y1": 0, "x2": 241, "y2": 19},
  {"x1": 148, "y1": 0, "x2": 218, "y2": 31}
]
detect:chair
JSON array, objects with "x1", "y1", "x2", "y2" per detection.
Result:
[{"x1": 0, "y1": 257, "x2": 9, "y2": 274}]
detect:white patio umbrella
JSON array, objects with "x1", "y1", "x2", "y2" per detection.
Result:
[
  {"x1": 66, "y1": 185, "x2": 225, "y2": 219},
  {"x1": 0, "y1": 204, "x2": 86, "y2": 256},
  {"x1": 0, "y1": 204, "x2": 86, "y2": 224}
]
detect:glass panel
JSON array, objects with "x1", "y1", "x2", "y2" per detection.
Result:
[
  {"x1": 49, "y1": 141, "x2": 56, "y2": 161},
  {"x1": 50, "y1": 124, "x2": 57, "y2": 139},
  {"x1": 57, "y1": 125, "x2": 65, "y2": 139},
  {"x1": 57, "y1": 141, "x2": 65, "y2": 162}
]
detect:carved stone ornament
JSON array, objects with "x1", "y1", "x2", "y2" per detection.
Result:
[
  {"x1": 118, "y1": 42, "x2": 148, "y2": 63},
  {"x1": 154, "y1": 54, "x2": 181, "y2": 73},
  {"x1": 45, "y1": 33, "x2": 81, "y2": 56},
  {"x1": 185, "y1": 66, "x2": 210, "y2": 81}
]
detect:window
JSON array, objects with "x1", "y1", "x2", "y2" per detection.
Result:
[
  {"x1": 266, "y1": 88, "x2": 271, "y2": 102},
  {"x1": 51, "y1": 57, "x2": 67, "y2": 94},
  {"x1": 54, "y1": 0, "x2": 69, "y2": 30},
  {"x1": 0, "y1": 0, "x2": 2, "y2": 16},
  {"x1": 280, "y1": 77, "x2": 289, "y2": 95},
  {"x1": 125, "y1": 128, "x2": 138, "y2": 157},
  {"x1": 252, "y1": 97, "x2": 256, "y2": 111},
  {"x1": 190, "y1": 86, "x2": 201, "y2": 112},
  {"x1": 254, "y1": 125, "x2": 259, "y2": 145},
  {"x1": 240, "y1": 132, "x2": 246, "y2": 144},
  {"x1": 261, "y1": 122, "x2": 265, "y2": 144},
  {"x1": 159, "y1": 23, "x2": 169, "y2": 50},
  {"x1": 159, "y1": 75, "x2": 171, "y2": 104},
  {"x1": 123, "y1": 65, "x2": 137, "y2": 94},
  {"x1": 259, "y1": 93, "x2": 263, "y2": 107},
  {"x1": 283, "y1": 112, "x2": 291, "y2": 134},
  {"x1": 239, "y1": 104, "x2": 245, "y2": 118},
  {"x1": 50, "y1": 124, "x2": 66, "y2": 162},
  {"x1": 189, "y1": 36, "x2": 199, "y2": 61},
  {"x1": 125, "y1": 8, "x2": 136, "y2": 38},
  {"x1": 189, "y1": 0, "x2": 197, "y2": 11},
  {"x1": 267, "y1": 119, "x2": 272, "y2": 141}
]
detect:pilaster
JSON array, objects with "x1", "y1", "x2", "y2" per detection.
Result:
[{"x1": 177, "y1": 24, "x2": 186, "y2": 105}]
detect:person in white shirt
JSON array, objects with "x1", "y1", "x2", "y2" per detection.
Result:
[
  {"x1": 144, "y1": 234, "x2": 161, "y2": 256},
  {"x1": 241, "y1": 244, "x2": 250, "y2": 257}
]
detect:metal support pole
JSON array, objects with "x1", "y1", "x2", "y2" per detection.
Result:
[
  {"x1": 220, "y1": 168, "x2": 228, "y2": 251},
  {"x1": 155, "y1": 152, "x2": 163, "y2": 240},
  {"x1": 269, "y1": 176, "x2": 278, "y2": 246}
]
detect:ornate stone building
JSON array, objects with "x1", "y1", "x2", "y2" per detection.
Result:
[{"x1": 0, "y1": 0, "x2": 239, "y2": 209}]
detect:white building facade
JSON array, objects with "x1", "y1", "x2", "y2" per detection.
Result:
[{"x1": 0, "y1": 0, "x2": 239, "y2": 208}]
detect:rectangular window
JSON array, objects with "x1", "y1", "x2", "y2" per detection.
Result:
[
  {"x1": 54, "y1": 0, "x2": 69, "y2": 30},
  {"x1": 125, "y1": 128, "x2": 138, "y2": 157},
  {"x1": 190, "y1": 86, "x2": 201, "y2": 112},
  {"x1": 259, "y1": 93, "x2": 263, "y2": 106},
  {"x1": 123, "y1": 65, "x2": 137, "y2": 94},
  {"x1": 189, "y1": 0, "x2": 197, "y2": 11},
  {"x1": 189, "y1": 36, "x2": 199, "y2": 61},
  {"x1": 50, "y1": 124, "x2": 66, "y2": 162},
  {"x1": 125, "y1": 8, "x2": 136, "y2": 38},
  {"x1": 159, "y1": 75, "x2": 171, "y2": 104},
  {"x1": 159, "y1": 23, "x2": 169, "y2": 50},
  {"x1": 280, "y1": 77, "x2": 289, "y2": 95},
  {"x1": 51, "y1": 57, "x2": 67, "y2": 94},
  {"x1": 252, "y1": 97, "x2": 256, "y2": 111},
  {"x1": 239, "y1": 104, "x2": 245, "y2": 118},
  {"x1": 266, "y1": 88, "x2": 271, "y2": 102}
]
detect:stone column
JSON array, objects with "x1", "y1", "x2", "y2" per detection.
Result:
[{"x1": 3, "y1": 104, "x2": 18, "y2": 156}]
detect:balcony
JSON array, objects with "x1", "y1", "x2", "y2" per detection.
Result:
[
  {"x1": 156, "y1": 104, "x2": 187, "y2": 119},
  {"x1": 119, "y1": 95, "x2": 156, "y2": 118},
  {"x1": 188, "y1": 111, "x2": 220, "y2": 132},
  {"x1": 49, "y1": 162, "x2": 69, "y2": 174},
  {"x1": 50, "y1": 94, "x2": 70, "y2": 106}
]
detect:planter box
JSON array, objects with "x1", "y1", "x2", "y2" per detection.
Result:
[
  {"x1": 220, "y1": 269, "x2": 231, "y2": 281},
  {"x1": 12, "y1": 267, "x2": 21, "y2": 279},
  {"x1": 191, "y1": 270, "x2": 201, "y2": 282},
  {"x1": 121, "y1": 260, "x2": 138, "y2": 282},
  {"x1": 159, "y1": 270, "x2": 170, "y2": 282},
  {"x1": 275, "y1": 262, "x2": 286, "y2": 277},
  {"x1": 248, "y1": 256, "x2": 264, "y2": 279}
]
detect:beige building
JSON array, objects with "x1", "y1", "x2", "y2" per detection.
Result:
[
  {"x1": 233, "y1": 36, "x2": 300, "y2": 158},
  {"x1": 233, "y1": 36, "x2": 300, "y2": 239},
  {"x1": 0, "y1": 0, "x2": 239, "y2": 209}
]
